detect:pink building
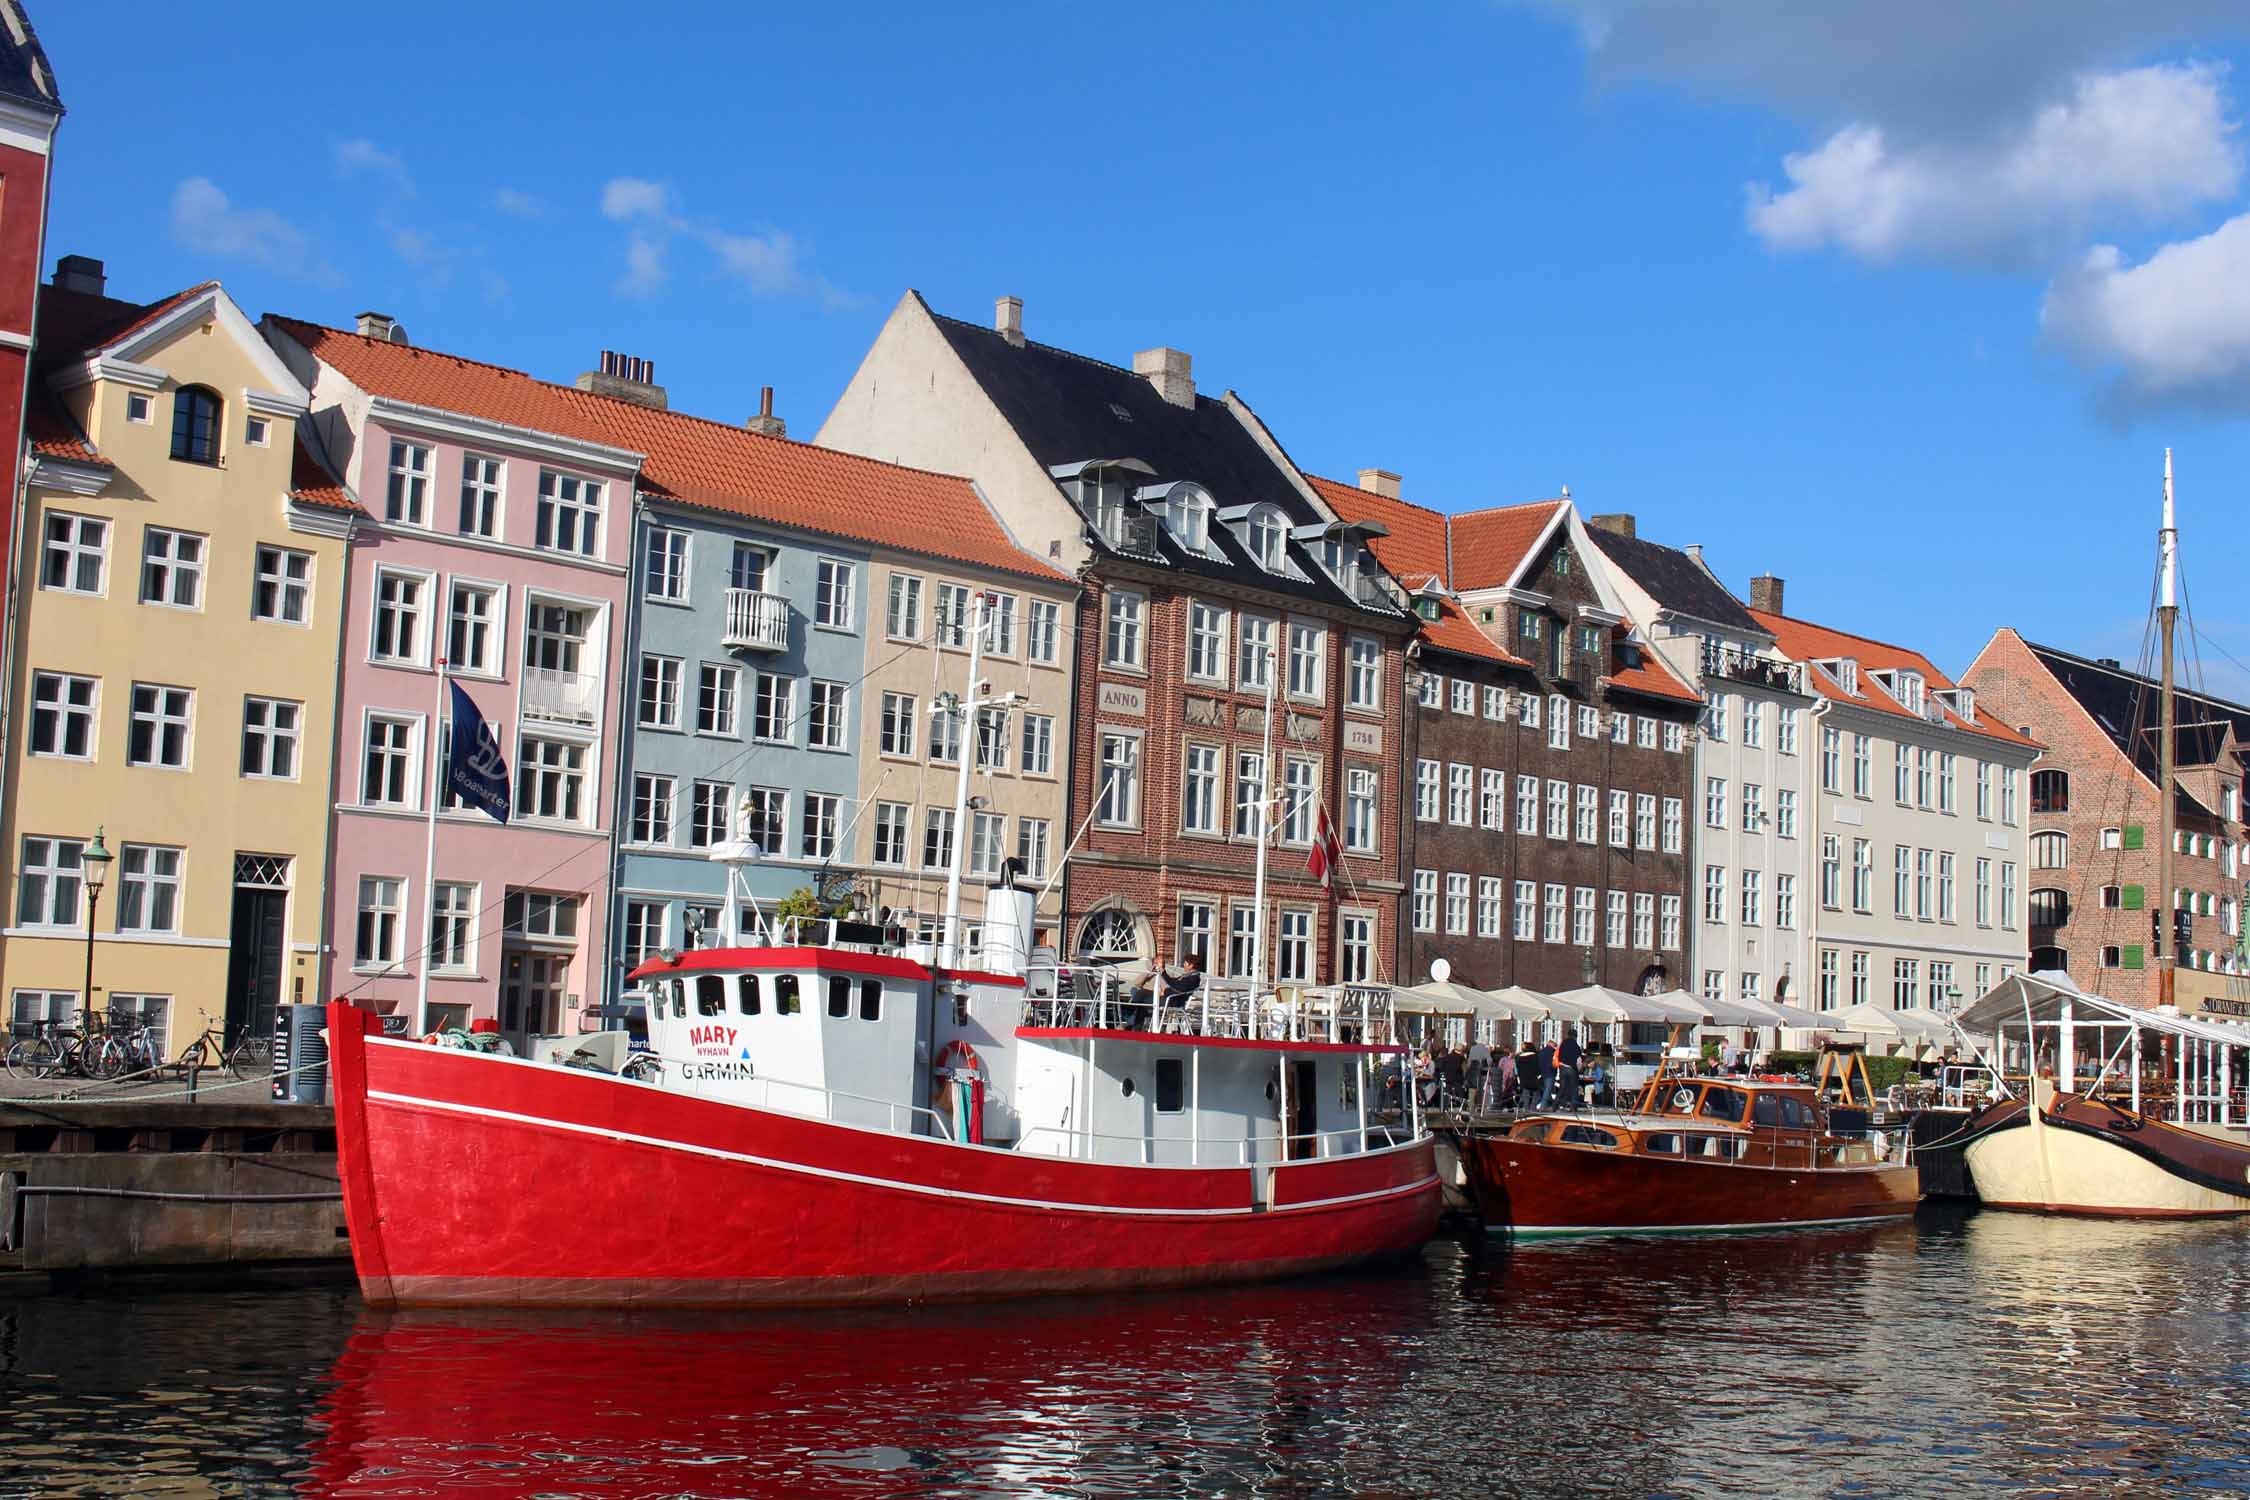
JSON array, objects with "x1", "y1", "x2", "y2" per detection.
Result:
[{"x1": 265, "y1": 314, "x2": 639, "y2": 1042}]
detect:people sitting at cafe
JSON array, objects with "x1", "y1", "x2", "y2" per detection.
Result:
[{"x1": 1157, "y1": 952, "x2": 1204, "y2": 1033}]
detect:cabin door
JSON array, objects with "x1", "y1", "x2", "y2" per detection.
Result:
[{"x1": 1288, "y1": 1060, "x2": 1318, "y2": 1160}]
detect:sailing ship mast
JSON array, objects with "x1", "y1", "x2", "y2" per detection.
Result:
[{"x1": 2157, "y1": 449, "x2": 2178, "y2": 1010}]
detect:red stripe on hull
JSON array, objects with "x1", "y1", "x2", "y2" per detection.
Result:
[
  {"x1": 327, "y1": 1006, "x2": 1440, "y2": 1308},
  {"x1": 1459, "y1": 1134, "x2": 1920, "y2": 1234}
]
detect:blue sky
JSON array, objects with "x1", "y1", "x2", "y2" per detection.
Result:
[{"x1": 34, "y1": 1, "x2": 2250, "y2": 695}]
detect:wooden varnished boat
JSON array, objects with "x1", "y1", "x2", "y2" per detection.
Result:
[{"x1": 1459, "y1": 1071, "x2": 1920, "y2": 1238}]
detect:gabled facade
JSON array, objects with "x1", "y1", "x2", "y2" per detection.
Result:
[
  {"x1": 1314, "y1": 475, "x2": 1701, "y2": 996},
  {"x1": 1753, "y1": 608, "x2": 2040, "y2": 1016},
  {"x1": 1962, "y1": 629, "x2": 2247, "y2": 1014},
  {"x1": 4, "y1": 272, "x2": 353, "y2": 1057},
  {"x1": 820, "y1": 293, "x2": 1414, "y2": 988},
  {"x1": 1585, "y1": 521, "x2": 1815, "y2": 1008}
]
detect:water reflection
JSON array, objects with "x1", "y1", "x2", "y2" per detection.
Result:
[{"x1": 1, "y1": 1212, "x2": 2247, "y2": 1499}]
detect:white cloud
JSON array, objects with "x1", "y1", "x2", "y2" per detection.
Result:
[
  {"x1": 492, "y1": 187, "x2": 544, "y2": 218},
  {"x1": 168, "y1": 177, "x2": 337, "y2": 284},
  {"x1": 596, "y1": 176, "x2": 855, "y2": 306},
  {"x1": 1746, "y1": 64, "x2": 2241, "y2": 266},
  {"x1": 2042, "y1": 211, "x2": 2250, "y2": 412},
  {"x1": 334, "y1": 139, "x2": 414, "y2": 195}
]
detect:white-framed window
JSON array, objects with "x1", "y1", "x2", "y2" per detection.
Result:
[
  {"x1": 643, "y1": 526, "x2": 690, "y2": 603},
  {"x1": 1742, "y1": 700, "x2": 1764, "y2": 748},
  {"x1": 1338, "y1": 910, "x2": 1374, "y2": 983},
  {"x1": 1822, "y1": 835, "x2": 1842, "y2": 908},
  {"x1": 928, "y1": 702, "x2": 961, "y2": 765},
  {"x1": 1548, "y1": 694, "x2": 1569, "y2": 749},
  {"x1": 448, "y1": 582, "x2": 501, "y2": 675},
  {"x1": 41, "y1": 512, "x2": 108, "y2": 595},
  {"x1": 729, "y1": 542, "x2": 772, "y2": 592},
  {"x1": 886, "y1": 573, "x2": 925, "y2": 640},
  {"x1": 2030, "y1": 830, "x2": 2067, "y2": 870},
  {"x1": 1818, "y1": 949, "x2": 1839, "y2": 1009},
  {"x1": 127, "y1": 683, "x2": 193, "y2": 769},
  {"x1": 1104, "y1": 589, "x2": 1146, "y2": 669},
  {"x1": 370, "y1": 569, "x2": 428, "y2": 665},
  {"x1": 1183, "y1": 743, "x2": 1223, "y2": 835},
  {"x1": 15, "y1": 836, "x2": 84, "y2": 927},
  {"x1": 630, "y1": 772, "x2": 676, "y2": 845},
  {"x1": 1451, "y1": 678, "x2": 1475, "y2": 716},
  {"x1": 536, "y1": 470, "x2": 603, "y2": 556},
  {"x1": 1663, "y1": 721, "x2": 1684, "y2": 753},
  {"x1": 459, "y1": 454, "x2": 503, "y2": 537},
  {"x1": 28, "y1": 671, "x2": 97, "y2": 760},
  {"x1": 1178, "y1": 899, "x2": 1216, "y2": 969},
  {"x1": 1706, "y1": 693, "x2": 1729, "y2": 742},
  {"x1": 1228, "y1": 903, "x2": 1262, "y2": 978},
  {"x1": 1445, "y1": 873, "x2": 1471, "y2": 935},
  {"x1": 1478, "y1": 877, "x2": 1504, "y2": 938},
  {"x1": 125, "y1": 391, "x2": 153, "y2": 424},
  {"x1": 696, "y1": 662, "x2": 740, "y2": 738},
  {"x1": 1448, "y1": 763, "x2": 1473, "y2": 826},
  {"x1": 1412, "y1": 870, "x2": 1438, "y2": 933},
  {"x1": 108, "y1": 993, "x2": 171, "y2": 1056},
  {"x1": 871, "y1": 802, "x2": 910, "y2": 866},
  {"x1": 1606, "y1": 889, "x2": 1627, "y2": 947},
  {"x1": 1277, "y1": 907, "x2": 1315, "y2": 982},
  {"x1": 1545, "y1": 778, "x2": 1569, "y2": 840},
  {"x1": 1187, "y1": 601, "x2": 1229, "y2": 683},
  {"x1": 1027, "y1": 598, "x2": 1061, "y2": 664},
  {"x1": 140, "y1": 527, "x2": 206, "y2": 610},
  {"x1": 1608, "y1": 789, "x2": 1630, "y2": 848},
  {"x1": 1418, "y1": 674, "x2": 1443, "y2": 709},
  {"x1": 1544, "y1": 883, "x2": 1567, "y2": 944},
  {"x1": 1704, "y1": 776, "x2": 1727, "y2": 829},
  {"x1": 1247, "y1": 507, "x2": 1290, "y2": 571},
  {"x1": 431, "y1": 881, "x2": 477, "y2": 973},
  {"x1": 362, "y1": 714, "x2": 420, "y2": 807},
  {"x1": 2000, "y1": 766, "x2": 2020, "y2": 825},
  {"x1": 1976, "y1": 762, "x2": 1994, "y2": 820},
  {"x1": 1740, "y1": 868, "x2": 1761, "y2": 926},
  {"x1": 1853, "y1": 735, "x2": 1872, "y2": 797},
  {"x1": 1634, "y1": 892, "x2": 1655, "y2": 948},
  {"x1": 1522, "y1": 687, "x2": 1542, "y2": 732},
  {"x1": 1704, "y1": 865, "x2": 1727, "y2": 924},
  {"x1": 1938, "y1": 752, "x2": 1957, "y2": 814},
  {"x1": 1635, "y1": 793, "x2": 1656, "y2": 850},
  {"x1": 516, "y1": 734, "x2": 589, "y2": 823},
  {"x1": 690, "y1": 780, "x2": 733, "y2": 849},
  {"x1": 356, "y1": 876, "x2": 405, "y2": 970},
  {"x1": 1850, "y1": 951, "x2": 1870, "y2": 1007},
  {"x1": 1233, "y1": 752, "x2": 1267, "y2": 839},
  {"x1": 1516, "y1": 773, "x2": 1539, "y2": 835},
  {"x1": 1343, "y1": 767, "x2": 1380, "y2": 853},
  {"x1": 739, "y1": 787, "x2": 785, "y2": 856},
  {"x1": 1097, "y1": 732, "x2": 1141, "y2": 827},
  {"x1": 1895, "y1": 844, "x2": 1913, "y2": 915},
  {"x1": 1662, "y1": 797, "x2": 1683, "y2": 853},
  {"x1": 803, "y1": 793, "x2": 845, "y2": 862},
  {"x1": 1485, "y1": 685, "x2": 1506, "y2": 720},
  {"x1": 1481, "y1": 770, "x2": 1506, "y2": 830},
  {"x1": 638, "y1": 655, "x2": 684, "y2": 730},
  {"x1": 1577, "y1": 704, "x2": 1598, "y2": 740},
  {"x1": 751, "y1": 672, "x2": 791, "y2": 743},
  {"x1": 1415, "y1": 759, "x2": 1440, "y2": 822},
  {"x1": 1775, "y1": 788, "x2": 1798, "y2": 839},
  {"x1": 807, "y1": 680, "x2": 849, "y2": 751},
  {"x1": 2000, "y1": 861, "x2": 2018, "y2": 928},
  {"x1": 386, "y1": 440, "x2": 431, "y2": 526},
  {"x1": 1742, "y1": 782, "x2": 1765, "y2": 831},
  {"x1": 1852, "y1": 839, "x2": 1874, "y2": 911},
  {"x1": 240, "y1": 696, "x2": 302, "y2": 779},
  {"x1": 933, "y1": 582, "x2": 973, "y2": 649},
  {"x1": 1016, "y1": 817, "x2": 1053, "y2": 881},
  {"x1": 1283, "y1": 758, "x2": 1318, "y2": 844},
  {"x1": 1660, "y1": 894, "x2": 1681, "y2": 950},
  {"x1": 1513, "y1": 880, "x2": 1537, "y2": 940},
  {"x1": 1938, "y1": 852, "x2": 1956, "y2": 922},
  {"x1": 1575, "y1": 783, "x2": 1598, "y2": 844},
  {"x1": 1347, "y1": 635, "x2": 1381, "y2": 709},
  {"x1": 1238, "y1": 614, "x2": 1275, "y2": 689},
  {"x1": 879, "y1": 692, "x2": 916, "y2": 757},
  {"x1": 815, "y1": 558, "x2": 855, "y2": 629},
  {"x1": 1637, "y1": 715, "x2": 1657, "y2": 749},
  {"x1": 1020, "y1": 713, "x2": 1055, "y2": 776},
  {"x1": 620, "y1": 899, "x2": 667, "y2": 969},
  {"x1": 1778, "y1": 706, "x2": 1799, "y2": 755},
  {"x1": 970, "y1": 708, "x2": 1010, "y2": 772},
  {"x1": 253, "y1": 545, "x2": 313, "y2": 625},
  {"x1": 1611, "y1": 711, "x2": 1629, "y2": 745},
  {"x1": 1288, "y1": 622, "x2": 1325, "y2": 699}
]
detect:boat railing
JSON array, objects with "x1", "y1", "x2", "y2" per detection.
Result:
[
  {"x1": 1016, "y1": 1119, "x2": 1413, "y2": 1167},
  {"x1": 1019, "y1": 968, "x2": 1398, "y2": 1047},
  {"x1": 690, "y1": 1069, "x2": 953, "y2": 1138}
]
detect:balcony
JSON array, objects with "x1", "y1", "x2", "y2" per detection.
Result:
[
  {"x1": 1699, "y1": 641, "x2": 1803, "y2": 695},
  {"x1": 723, "y1": 588, "x2": 791, "y2": 652},
  {"x1": 522, "y1": 666, "x2": 600, "y2": 726}
]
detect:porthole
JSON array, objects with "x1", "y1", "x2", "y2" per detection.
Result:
[{"x1": 1121, "y1": 1077, "x2": 1136, "y2": 1098}]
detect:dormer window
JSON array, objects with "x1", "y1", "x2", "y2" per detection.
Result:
[
  {"x1": 170, "y1": 385, "x2": 222, "y2": 464},
  {"x1": 1894, "y1": 670, "x2": 1925, "y2": 714},
  {"x1": 1140, "y1": 481, "x2": 1214, "y2": 555},
  {"x1": 1414, "y1": 595, "x2": 1441, "y2": 622},
  {"x1": 1246, "y1": 506, "x2": 1288, "y2": 572}
]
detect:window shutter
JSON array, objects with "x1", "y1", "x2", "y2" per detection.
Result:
[
  {"x1": 2121, "y1": 884, "x2": 2145, "y2": 910},
  {"x1": 2121, "y1": 825, "x2": 2145, "y2": 850},
  {"x1": 2122, "y1": 945, "x2": 2145, "y2": 970}
]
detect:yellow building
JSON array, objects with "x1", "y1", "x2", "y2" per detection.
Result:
[{"x1": 2, "y1": 266, "x2": 356, "y2": 1059}]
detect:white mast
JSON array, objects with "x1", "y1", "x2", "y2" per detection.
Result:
[
  {"x1": 2157, "y1": 449, "x2": 2179, "y2": 1011},
  {"x1": 415, "y1": 658, "x2": 447, "y2": 1036},
  {"x1": 1249, "y1": 643, "x2": 1278, "y2": 997},
  {"x1": 939, "y1": 593, "x2": 989, "y2": 969}
]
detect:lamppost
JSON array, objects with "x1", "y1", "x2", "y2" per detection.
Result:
[{"x1": 81, "y1": 827, "x2": 113, "y2": 1021}]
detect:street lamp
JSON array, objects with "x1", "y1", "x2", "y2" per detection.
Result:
[{"x1": 81, "y1": 827, "x2": 113, "y2": 1023}]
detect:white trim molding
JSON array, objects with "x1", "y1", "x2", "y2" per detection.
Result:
[{"x1": 368, "y1": 396, "x2": 644, "y2": 476}]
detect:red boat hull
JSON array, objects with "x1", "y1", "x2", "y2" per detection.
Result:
[
  {"x1": 1459, "y1": 1133, "x2": 1920, "y2": 1237},
  {"x1": 327, "y1": 1005, "x2": 1440, "y2": 1306}
]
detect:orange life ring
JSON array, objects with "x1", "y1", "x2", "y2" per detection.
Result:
[{"x1": 933, "y1": 1039, "x2": 984, "y2": 1077}]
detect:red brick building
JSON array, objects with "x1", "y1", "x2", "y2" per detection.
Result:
[
  {"x1": 1963, "y1": 629, "x2": 2247, "y2": 1014},
  {"x1": 1313, "y1": 474, "x2": 1701, "y2": 994}
]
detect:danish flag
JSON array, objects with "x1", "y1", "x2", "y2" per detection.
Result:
[{"x1": 1307, "y1": 800, "x2": 1341, "y2": 889}]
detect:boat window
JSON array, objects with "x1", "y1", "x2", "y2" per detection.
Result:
[
  {"x1": 1752, "y1": 1093, "x2": 1783, "y2": 1127},
  {"x1": 859, "y1": 980, "x2": 882, "y2": 1022},
  {"x1": 696, "y1": 974, "x2": 726, "y2": 1017},
  {"x1": 1711, "y1": 1137, "x2": 1744, "y2": 1159},
  {"x1": 1558, "y1": 1125, "x2": 1618, "y2": 1148},
  {"x1": 1664, "y1": 1084, "x2": 1699, "y2": 1114},
  {"x1": 1780, "y1": 1097, "x2": 1818, "y2": 1130},
  {"x1": 738, "y1": 974, "x2": 760, "y2": 1016},
  {"x1": 1698, "y1": 1087, "x2": 1747, "y2": 1122},
  {"x1": 669, "y1": 979, "x2": 686, "y2": 1019},
  {"x1": 1156, "y1": 1057, "x2": 1185, "y2": 1113},
  {"x1": 1646, "y1": 1133, "x2": 1680, "y2": 1153},
  {"x1": 827, "y1": 975, "x2": 851, "y2": 1018},
  {"x1": 774, "y1": 974, "x2": 801, "y2": 1015},
  {"x1": 1510, "y1": 1122, "x2": 1548, "y2": 1142}
]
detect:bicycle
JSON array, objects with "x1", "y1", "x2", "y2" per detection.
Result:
[
  {"x1": 93, "y1": 1008, "x2": 161, "y2": 1083},
  {"x1": 175, "y1": 1024, "x2": 272, "y2": 1080},
  {"x1": 5, "y1": 1016, "x2": 107, "y2": 1081}
]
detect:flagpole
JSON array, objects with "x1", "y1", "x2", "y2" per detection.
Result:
[
  {"x1": 415, "y1": 657, "x2": 447, "y2": 1037},
  {"x1": 1250, "y1": 644, "x2": 1277, "y2": 1000}
]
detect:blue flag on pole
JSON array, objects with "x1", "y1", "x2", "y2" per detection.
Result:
[{"x1": 446, "y1": 680, "x2": 510, "y2": 824}]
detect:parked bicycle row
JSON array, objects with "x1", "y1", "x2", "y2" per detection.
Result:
[{"x1": 4, "y1": 1008, "x2": 271, "y2": 1084}]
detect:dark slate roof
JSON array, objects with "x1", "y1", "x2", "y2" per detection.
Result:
[
  {"x1": 1585, "y1": 525, "x2": 1763, "y2": 634},
  {"x1": 924, "y1": 297, "x2": 1399, "y2": 620},
  {"x1": 0, "y1": 3, "x2": 61, "y2": 112},
  {"x1": 2027, "y1": 640, "x2": 2250, "y2": 783}
]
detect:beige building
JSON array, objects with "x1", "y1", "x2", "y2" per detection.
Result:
[
  {"x1": 3, "y1": 269, "x2": 357, "y2": 1057},
  {"x1": 853, "y1": 548, "x2": 1078, "y2": 953}
]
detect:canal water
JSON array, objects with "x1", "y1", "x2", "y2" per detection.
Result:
[{"x1": 2, "y1": 1207, "x2": 2247, "y2": 1499}]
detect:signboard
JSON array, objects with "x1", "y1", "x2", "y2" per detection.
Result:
[
  {"x1": 2202, "y1": 996, "x2": 2250, "y2": 1019},
  {"x1": 1097, "y1": 681, "x2": 1146, "y2": 717}
]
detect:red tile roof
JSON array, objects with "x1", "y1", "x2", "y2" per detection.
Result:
[
  {"x1": 25, "y1": 395, "x2": 104, "y2": 466},
  {"x1": 288, "y1": 433, "x2": 362, "y2": 514},
  {"x1": 1749, "y1": 609, "x2": 2037, "y2": 747},
  {"x1": 1450, "y1": 500, "x2": 1565, "y2": 590},
  {"x1": 1605, "y1": 625, "x2": 1700, "y2": 703},
  {"x1": 1304, "y1": 474, "x2": 1449, "y2": 585},
  {"x1": 266, "y1": 316, "x2": 1068, "y2": 584}
]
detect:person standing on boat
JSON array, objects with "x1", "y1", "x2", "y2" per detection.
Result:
[{"x1": 1553, "y1": 1027, "x2": 1583, "y2": 1109}]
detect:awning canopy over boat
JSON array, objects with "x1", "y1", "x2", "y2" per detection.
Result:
[
  {"x1": 1956, "y1": 969, "x2": 2250, "y2": 1048},
  {"x1": 1551, "y1": 985, "x2": 1710, "y2": 1026}
]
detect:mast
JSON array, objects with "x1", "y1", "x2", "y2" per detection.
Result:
[
  {"x1": 2157, "y1": 449, "x2": 2178, "y2": 1010},
  {"x1": 939, "y1": 592, "x2": 989, "y2": 969},
  {"x1": 1249, "y1": 644, "x2": 1278, "y2": 998}
]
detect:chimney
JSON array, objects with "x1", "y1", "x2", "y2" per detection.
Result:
[
  {"x1": 746, "y1": 385, "x2": 787, "y2": 438},
  {"x1": 575, "y1": 349, "x2": 668, "y2": 410},
  {"x1": 1132, "y1": 346, "x2": 1195, "y2": 409},
  {"x1": 1587, "y1": 513, "x2": 1636, "y2": 539},
  {"x1": 1356, "y1": 468, "x2": 1402, "y2": 499},
  {"x1": 1749, "y1": 573, "x2": 1785, "y2": 615},
  {"x1": 355, "y1": 310, "x2": 410, "y2": 344},
  {"x1": 52, "y1": 255, "x2": 104, "y2": 296},
  {"x1": 1684, "y1": 543, "x2": 1703, "y2": 565},
  {"x1": 996, "y1": 295, "x2": 1024, "y2": 347}
]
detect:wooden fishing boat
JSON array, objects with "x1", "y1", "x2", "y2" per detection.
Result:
[{"x1": 1458, "y1": 1070, "x2": 1919, "y2": 1238}]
